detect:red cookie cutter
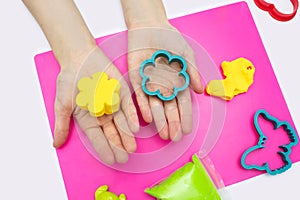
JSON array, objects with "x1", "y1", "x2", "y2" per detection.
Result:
[{"x1": 254, "y1": 0, "x2": 299, "y2": 21}]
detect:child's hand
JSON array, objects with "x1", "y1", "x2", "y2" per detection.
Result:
[
  {"x1": 23, "y1": 0, "x2": 140, "y2": 165},
  {"x1": 54, "y1": 46, "x2": 139, "y2": 165},
  {"x1": 121, "y1": 0, "x2": 203, "y2": 141},
  {"x1": 127, "y1": 23, "x2": 203, "y2": 141}
]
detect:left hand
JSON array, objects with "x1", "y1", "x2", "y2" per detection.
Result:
[{"x1": 127, "y1": 22, "x2": 203, "y2": 141}]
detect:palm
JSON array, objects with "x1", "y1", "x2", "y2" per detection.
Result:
[
  {"x1": 54, "y1": 47, "x2": 139, "y2": 165},
  {"x1": 127, "y1": 25, "x2": 203, "y2": 141}
]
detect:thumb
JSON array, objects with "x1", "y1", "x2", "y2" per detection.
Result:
[
  {"x1": 53, "y1": 101, "x2": 72, "y2": 148},
  {"x1": 53, "y1": 72, "x2": 74, "y2": 148},
  {"x1": 185, "y1": 54, "x2": 203, "y2": 94}
]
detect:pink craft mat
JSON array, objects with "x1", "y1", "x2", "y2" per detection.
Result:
[{"x1": 34, "y1": 2, "x2": 300, "y2": 200}]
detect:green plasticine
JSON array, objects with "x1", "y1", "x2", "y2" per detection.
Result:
[{"x1": 145, "y1": 154, "x2": 220, "y2": 200}]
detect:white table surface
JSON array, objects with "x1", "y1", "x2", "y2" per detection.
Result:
[{"x1": 1, "y1": 0, "x2": 299, "y2": 199}]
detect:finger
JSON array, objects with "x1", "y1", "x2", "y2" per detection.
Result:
[
  {"x1": 184, "y1": 52, "x2": 204, "y2": 94},
  {"x1": 177, "y1": 88, "x2": 193, "y2": 134},
  {"x1": 75, "y1": 111, "x2": 115, "y2": 165},
  {"x1": 114, "y1": 110, "x2": 137, "y2": 153},
  {"x1": 129, "y1": 69, "x2": 152, "y2": 123},
  {"x1": 149, "y1": 97, "x2": 169, "y2": 140},
  {"x1": 102, "y1": 120, "x2": 129, "y2": 164},
  {"x1": 119, "y1": 79, "x2": 139, "y2": 133},
  {"x1": 85, "y1": 126, "x2": 116, "y2": 165},
  {"x1": 128, "y1": 51, "x2": 153, "y2": 123},
  {"x1": 164, "y1": 100, "x2": 182, "y2": 142},
  {"x1": 53, "y1": 100, "x2": 72, "y2": 148},
  {"x1": 136, "y1": 89, "x2": 152, "y2": 123}
]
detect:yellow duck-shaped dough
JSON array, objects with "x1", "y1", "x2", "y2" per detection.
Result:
[
  {"x1": 76, "y1": 72, "x2": 121, "y2": 117},
  {"x1": 206, "y1": 58, "x2": 255, "y2": 100}
]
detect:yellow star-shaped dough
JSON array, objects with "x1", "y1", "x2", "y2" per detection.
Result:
[{"x1": 76, "y1": 72, "x2": 121, "y2": 117}]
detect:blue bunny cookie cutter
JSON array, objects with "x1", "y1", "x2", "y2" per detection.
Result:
[
  {"x1": 140, "y1": 50, "x2": 190, "y2": 101},
  {"x1": 241, "y1": 109, "x2": 299, "y2": 175}
]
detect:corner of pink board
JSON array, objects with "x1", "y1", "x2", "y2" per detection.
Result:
[{"x1": 34, "y1": 2, "x2": 299, "y2": 200}]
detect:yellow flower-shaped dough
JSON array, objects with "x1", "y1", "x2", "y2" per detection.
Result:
[
  {"x1": 76, "y1": 72, "x2": 121, "y2": 117},
  {"x1": 206, "y1": 58, "x2": 255, "y2": 100}
]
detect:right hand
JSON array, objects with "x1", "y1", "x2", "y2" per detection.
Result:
[{"x1": 53, "y1": 45, "x2": 139, "y2": 165}]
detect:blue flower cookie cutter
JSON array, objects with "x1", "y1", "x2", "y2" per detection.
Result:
[
  {"x1": 140, "y1": 50, "x2": 190, "y2": 101},
  {"x1": 241, "y1": 109, "x2": 299, "y2": 175}
]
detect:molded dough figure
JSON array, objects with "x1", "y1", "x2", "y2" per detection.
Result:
[
  {"x1": 95, "y1": 185, "x2": 126, "y2": 200},
  {"x1": 76, "y1": 72, "x2": 121, "y2": 117},
  {"x1": 206, "y1": 58, "x2": 255, "y2": 100}
]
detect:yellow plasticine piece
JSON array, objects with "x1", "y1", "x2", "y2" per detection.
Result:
[
  {"x1": 76, "y1": 72, "x2": 121, "y2": 117},
  {"x1": 206, "y1": 57, "x2": 255, "y2": 100}
]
